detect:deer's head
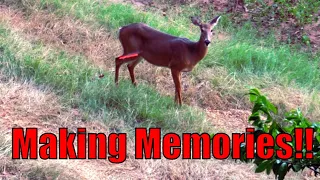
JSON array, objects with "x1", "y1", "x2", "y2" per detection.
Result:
[{"x1": 191, "y1": 16, "x2": 221, "y2": 46}]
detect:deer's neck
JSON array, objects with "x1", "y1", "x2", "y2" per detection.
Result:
[{"x1": 192, "y1": 36, "x2": 208, "y2": 64}]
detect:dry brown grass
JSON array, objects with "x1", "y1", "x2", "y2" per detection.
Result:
[
  {"x1": 0, "y1": 75, "x2": 102, "y2": 179},
  {"x1": 262, "y1": 85, "x2": 320, "y2": 121},
  {"x1": 0, "y1": 3, "x2": 319, "y2": 179},
  {"x1": 1, "y1": 76, "x2": 317, "y2": 180},
  {"x1": 1, "y1": 2, "x2": 318, "y2": 128},
  {"x1": 0, "y1": 4, "x2": 243, "y2": 114},
  {"x1": 0, "y1": 4, "x2": 121, "y2": 70}
]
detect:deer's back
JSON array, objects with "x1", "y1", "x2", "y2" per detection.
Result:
[
  {"x1": 118, "y1": 23, "x2": 197, "y2": 68},
  {"x1": 119, "y1": 23, "x2": 179, "y2": 43}
]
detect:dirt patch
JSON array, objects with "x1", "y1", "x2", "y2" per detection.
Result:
[
  {"x1": 304, "y1": 18, "x2": 320, "y2": 51},
  {"x1": 206, "y1": 108, "x2": 251, "y2": 134}
]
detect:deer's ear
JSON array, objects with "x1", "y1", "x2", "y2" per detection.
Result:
[
  {"x1": 190, "y1": 16, "x2": 202, "y2": 26},
  {"x1": 209, "y1": 16, "x2": 221, "y2": 28}
]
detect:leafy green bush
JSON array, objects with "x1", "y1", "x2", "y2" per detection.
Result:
[{"x1": 238, "y1": 88, "x2": 320, "y2": 179}]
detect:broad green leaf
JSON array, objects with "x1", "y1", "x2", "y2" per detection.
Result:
[
  {"x1": 255, "y1": 160, "x2": 270, "y2": 173},
  {"x1": 266, "y1": 159, "x2": 275, "y2": 175},
  {"x1": 292, "y1": 164, "x2": 302, "y2": 172},
  {"x1": 250, "y1": 93, "x2": 258, "y2": 102},
  {"x1": 278, "y1": 162, "x2": 288, "y2": 180},
  {"x1": 249, "y1": 112, "x2": 260, "y2": 122},
  {"x1": 272, "y1": 160, "x2": 282, "y2": 176},
  {"x1": 267, "y1": 101, "x2": 278, "y2": 114},
  {"x1": 210, "y1": 133, "x2": 215, "y2": 139},
  {"x1": 253, "y1": 156, "x2": 264, "y2": 165},
  {"x1": 272, "y1": 129, "x2": 280, "y2": 138},
  {"x1": 249, "y1": 88, "x2": 261, "y2": 97},
  {"x1": 261, "y1": 96, "x2": 269, "y2": 107},
  {"x1": 266, "y1": 164, "x2": 272, "y2": 175}
]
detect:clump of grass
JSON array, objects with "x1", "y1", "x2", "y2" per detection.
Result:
[
  {"x1": 0, "y1": 24, "x2": 207, "y2": 133},
  {"x1": 0, "y1": 130, "x2": 11, "y2": 158}
]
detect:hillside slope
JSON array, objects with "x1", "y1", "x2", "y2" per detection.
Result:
[{"x1": 0, "y1": 0, "x2": 319, "y2": 179}]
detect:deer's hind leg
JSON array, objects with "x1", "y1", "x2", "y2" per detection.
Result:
[
  {"x1": 115, "y1": 37, "x2": 142, "y2": 86},
  {"x1": 127, "y1": 57, "x2": 142, "y2": 86},
  {"x1": 115, "y1": 56, "x2": 136, "y2": 85},
  {"x1": 115, "y1": 52, "x2": 141, "y2": 86}
]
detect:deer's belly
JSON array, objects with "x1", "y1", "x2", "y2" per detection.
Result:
[
  {"x1": 172, "y1": 61, "x2": 195, "y2": 72},
  {"x1": 181, "y1": 67, "x2": 193, "y2": 72},
  {"x1": 141, "y1": 54, "x2": 171, "y2": 67}
]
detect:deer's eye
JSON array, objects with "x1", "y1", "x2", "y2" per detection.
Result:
[{"x1": 211, "y1": 30, "x2": 213, "y2": 32}]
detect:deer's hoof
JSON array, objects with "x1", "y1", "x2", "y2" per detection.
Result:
[{"x1": 133, "y1": 82, "x2": 137, "y2": 87}]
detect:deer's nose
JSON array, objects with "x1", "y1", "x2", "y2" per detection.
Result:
[{"x1": 204, "y1": 39, "x2": 211, "y2": 46}]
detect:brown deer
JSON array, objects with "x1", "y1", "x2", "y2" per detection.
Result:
[{"x1": 114, "y1": 15, "x2": 221, "y2": 106}]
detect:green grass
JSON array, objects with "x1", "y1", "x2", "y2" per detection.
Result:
[
  {"x1": 22, "y1": 0, "x2": 320, "y2": 91},
  {"x1": 35, "y1": 0, "x2": 193, "y2": 38},
  {"x1": 0, "y1": 24, "x2": 207, "y2": 134},
  {"x1": 202, "y1": 35, "x2": 320, "y2": 90},
  {"x1": 3, "y1": 0, "x2": 319, "y2": 123}
]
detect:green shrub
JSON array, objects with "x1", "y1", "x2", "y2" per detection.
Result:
[{"x1": 238, "y1": 88, "x2": 320, "y2": 179}]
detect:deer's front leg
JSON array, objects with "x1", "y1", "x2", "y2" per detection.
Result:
[{"x1": 171, "y1": 69, "x2": 182, "y2": 106}]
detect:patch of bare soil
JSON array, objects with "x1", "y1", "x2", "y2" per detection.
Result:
[
  {"x1": 231, "y1": 3, "x2": 320, "y2": 52},
  {"x1": 206, "y1": 108, "x2": 251, "y2": 135},
  {"x1": 305, "y1": 18, "x2": 320, "y2": 51}
]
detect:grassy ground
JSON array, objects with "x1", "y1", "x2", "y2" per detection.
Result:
[
  {"x1": 0, "y1": 74, "x2": 316, "y2": 180},
  {"x1": 0, "y1": 22, "x2": 207, "y2": 134},
  {"x1": 6, "y1": 0, "x2": 319, "y2": 117},
  {"x1": 0, "y1": 0, "x2": 319, "y2": 179},
  {"x1": 35, "y1": 0, "x2": 320, "y2": 90}
]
